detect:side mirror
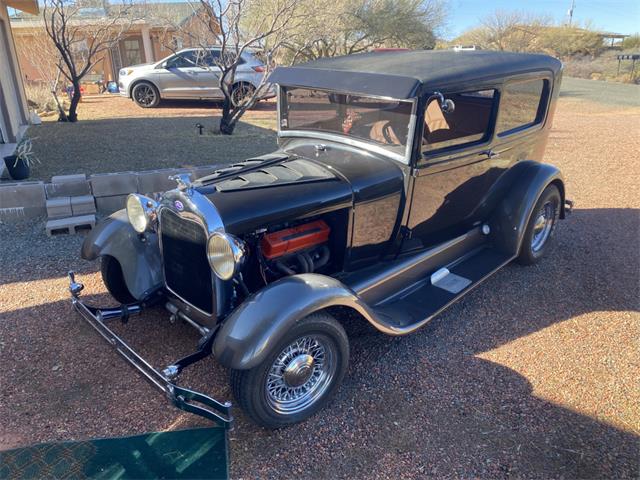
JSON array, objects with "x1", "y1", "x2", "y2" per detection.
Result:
[
  {"x1": 430, "y1": 91, "x2": 455, "y2": 115},
  {"x1": 441, "y1": 98, "x2": 455, "y2": 114}
]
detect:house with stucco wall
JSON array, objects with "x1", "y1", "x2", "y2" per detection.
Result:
[
  {"x1": 10, "y1": 2, "x2": 217, "y2": 87},
  {"x1": 0, "y1": 0, "x2": 36, "y2": 157}
]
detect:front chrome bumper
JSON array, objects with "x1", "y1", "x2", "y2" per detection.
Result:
[{"x1": 68, "y1": 271, "x2": 233, "y2": 428}]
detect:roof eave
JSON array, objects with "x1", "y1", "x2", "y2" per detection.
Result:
[{"x1": 7, "y1": 0, "x2": 39, "y2": 15}]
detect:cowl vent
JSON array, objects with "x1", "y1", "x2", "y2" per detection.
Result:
[{"x1": 215, "y1": 159, "x2": 334, "y2": 192}]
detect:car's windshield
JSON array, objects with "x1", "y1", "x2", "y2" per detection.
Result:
[{"x1": 280, "y1": 87, "x2": 413, "y2": 158}]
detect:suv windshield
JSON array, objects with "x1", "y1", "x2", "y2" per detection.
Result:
[{"x1": 280, "y1": 87, "x2": 413, "y2": 158}]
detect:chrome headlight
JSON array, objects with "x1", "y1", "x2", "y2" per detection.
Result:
[
  {"x1": 207, "y1": 232, "x2": 245, "y2": 280},
  {"x1": 126, "y1": 194, "x2": 158, "y2": 233}
]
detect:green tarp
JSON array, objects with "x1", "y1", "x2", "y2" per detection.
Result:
[{"x1": 0, "y1": 427, "x2": 228, "y2": 479}]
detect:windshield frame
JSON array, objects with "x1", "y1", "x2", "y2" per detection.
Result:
[{"x1": 276, "y1": 85, "x2": 417, "y2": 165}]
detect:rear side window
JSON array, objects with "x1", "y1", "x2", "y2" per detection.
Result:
[
  {"x1": 497, "y1": 79, "x2": 547, "y2": 135},
  {"x1": 422, "y1": 89, "x2": 496, "y2": 153}
]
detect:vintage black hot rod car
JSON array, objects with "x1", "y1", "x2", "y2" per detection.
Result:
[{"x1": 70, "y1": 50, "x2": 571, "y2": 429}]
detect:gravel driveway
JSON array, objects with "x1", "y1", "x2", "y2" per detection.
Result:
[{"x1": 0, "y1": 96, "x2": 638, "y2": 478}]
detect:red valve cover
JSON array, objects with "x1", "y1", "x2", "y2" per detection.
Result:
[{"x1": 261, "y1": 220, "x2": 330, "y2": 259}]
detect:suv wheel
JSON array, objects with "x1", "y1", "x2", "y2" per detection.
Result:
[
  {"x1": 230, "y1": 312, "x2": 349, "y2": 428},
  {"x1": 230, "y1": 83, "x2": 255, "y2": 108},
  {"x1": 132, "y1": 82, "x2": 160, "y2": 108},
  {"x1": 517, "y1": 184, "x2": 561, "y2": 265},
  {"x1": 100, "y1": 256, "x2": 135, "y2": 304}
]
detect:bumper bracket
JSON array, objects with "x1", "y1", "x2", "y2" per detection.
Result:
[{"x1": 68, "y1": 272, "x2": 233, "y2": 428}]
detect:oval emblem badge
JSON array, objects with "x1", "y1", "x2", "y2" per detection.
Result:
[{"x1": 174, "y1": 200, "x2": 184, "y2": 211}]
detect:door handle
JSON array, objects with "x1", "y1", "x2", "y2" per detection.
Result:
[{"x1": 483, "y1": 150, "x2": 500, "y2": 159}]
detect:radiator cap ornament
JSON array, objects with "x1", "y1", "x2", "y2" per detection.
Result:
[{"x1": 169, "y1": 173, "x2": 193, "y2": 192}]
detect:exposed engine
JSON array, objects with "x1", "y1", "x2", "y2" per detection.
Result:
[{"x1": 259, "y1": 220, "x2": 331, "y2": 279}]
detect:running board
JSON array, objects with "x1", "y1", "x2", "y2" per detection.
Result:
[{"x1": 370, "y1": 247, "x2": 514, "y2": 330}]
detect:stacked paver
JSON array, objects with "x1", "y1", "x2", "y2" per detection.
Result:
[
  {"x1": 0, "y1": 164, "x2": 221, "y2": 234},
  {"x1": 45, "y1": 174, "x2": 96, "y2": 235}
]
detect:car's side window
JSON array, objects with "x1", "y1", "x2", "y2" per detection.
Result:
[
  {"x1": 422, "y1": 89, "x2": 496, "y2": 154},
  {"x1": 201, "y1": 49, "x2": 221, "y2": 67},
  {"x1": 497, "y1": 79, "x2": 547, "y2": 136},
  {"x1": 166, "y1": 51, "x2": 197, "y2": 68}
]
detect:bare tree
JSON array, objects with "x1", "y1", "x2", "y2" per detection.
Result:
[
  {"x1": 159, "y1": 0, "x2": 303, "y2": 135},
  {"x1": 42, "y1": 0, "x2": 134, "y2": 122}
]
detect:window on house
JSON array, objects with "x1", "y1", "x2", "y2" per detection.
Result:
[
  {"x1": 122, "y1": 39, "x2": 143, "y2": 66},
  {"x1": 422, "y1": 89, "x2": 496, "y2": 153},
  {"x1": 497, "y1": 79, "x2": 547, "y2": 136}
]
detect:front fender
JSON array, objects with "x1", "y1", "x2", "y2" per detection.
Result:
[
  {"x1": 491, "y1": 160, "x2": 565, "y2": 256},
  {"x1": 81, "y1": 209, "x2": 163, "y2": 300},
  {"x1": 212, "y1": 274, "x2": 374, "y2": 370}
]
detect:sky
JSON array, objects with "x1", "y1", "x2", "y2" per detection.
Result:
[{"x1": 445, "y1": 0, "x2": 640, "y2": 38}]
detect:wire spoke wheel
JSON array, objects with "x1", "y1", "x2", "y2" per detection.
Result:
[
  {"x1": 531, "y1": 201, "x2": 556, "y2": 252},
  {"x1": 265, "y1": 334, "x2": 336, "y2": 415}
]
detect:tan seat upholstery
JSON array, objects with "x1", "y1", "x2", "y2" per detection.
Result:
[{"x1": 425, "y1": 100, "x2": 450, "y2": 133}]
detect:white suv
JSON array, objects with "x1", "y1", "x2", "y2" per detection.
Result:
[{"x1": 118, "y1": 47, "x2": 273, "y2": 108}]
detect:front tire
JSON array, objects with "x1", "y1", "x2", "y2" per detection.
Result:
[
  {"x1": 230, "y1": 312, "x2": 349, "y2": 429},
  {"x1": 132, "y1": 81, "x2": 160, "y2": 108},
  {"x1": 516, "y1": 184, "x2": 561, "y2": 265},
  {"x1": 100, "y1": 256, "x2": 135, "y2": 304}
]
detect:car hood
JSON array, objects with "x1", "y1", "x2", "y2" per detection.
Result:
[
  {"x1": 125, "y1": 62, "x2": 155, "y2": 72},
  {"x1": 193, "y1": 145, "x2": 404, "y2": 234},
  {"x1": 194, "y1": 154, "x2": 352, "y2": 234}
]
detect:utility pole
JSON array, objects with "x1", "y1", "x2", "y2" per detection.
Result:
[{"x1": 567, "y1": 0, "x2": 576, "y2": 26}]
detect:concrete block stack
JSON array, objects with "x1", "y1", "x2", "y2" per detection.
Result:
[
  {"x1": 0, "y1": 181, "x2": 46, "y2": 220},
  {"x1": 0, "y1": 163, "x2": 222, "y2": 233},
  {"x1": 44, "y1": 174, "x2": 96, "y2": 235},
  {"x1": 90, "y1": 172, "x2": 137, "y2": 214}
]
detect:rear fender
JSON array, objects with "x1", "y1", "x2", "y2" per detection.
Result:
[
  {"x1": 212, "y1": 274, "x2": 376, "y2": 370},
  {"x1": 81, "y1": 209, "x2": 163, "y2": 300},
  {"x1": 490, "y1": 160, "x2": 565, "y2": 256}
]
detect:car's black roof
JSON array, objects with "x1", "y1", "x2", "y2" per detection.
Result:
[{"x1": 269, "y1": 50, "x2": 562, "y2": 99}]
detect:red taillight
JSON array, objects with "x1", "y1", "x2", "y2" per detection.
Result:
[
  {"x1": 252, "y1": 65, "x2": 265, "y2": 73},
  {"x1": 261, "y1": 220, "x2": 330, "y2": 259}
]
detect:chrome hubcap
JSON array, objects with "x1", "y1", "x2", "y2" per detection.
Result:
[
  {"x1": 283, "y1": 354, "x2": 315, "y2": 387},
  {"x1": 266, "y1": 335, "x2": 335, "y2": 415},
  {"x1": 531, "y1": 201, "x2": 555, "y2": 252}
]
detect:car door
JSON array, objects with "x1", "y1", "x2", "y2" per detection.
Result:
[
  {"x1": 155, "y1": 50, "x2": 201, "y2": 99},
  {"x1": 407, "y1": 88, "x2": 504, "y2": 248},
  {"x1": 196, "y1": 49, "x2": 223, "y2": 99}
]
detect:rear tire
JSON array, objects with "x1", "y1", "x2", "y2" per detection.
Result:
[
  {"x1": 132, "y1": 81, "x2": 160, "y2": 108},
  {"x1": 100, "y1": 256, "x2": 135, "y2": 304},
  {"x1": 230, "y1": 83, "x2": 255, "y2": 108},
  {"x1": 230, "y1": 312, "x2": 349, "y2": 429},
  {"x1": 516, "y1": 184, "x2": 561, "y2": 265}
]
